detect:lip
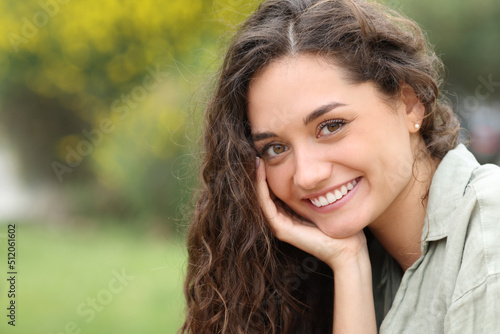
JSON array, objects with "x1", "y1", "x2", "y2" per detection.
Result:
[
  {"x1": 302, "y1": 177, "x2": 360, "y2": 200},
  {"x1": 303, "y1": 177, "x2": 362, "y2": 213}
]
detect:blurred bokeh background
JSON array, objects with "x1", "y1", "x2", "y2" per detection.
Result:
[{"x1": 0, "y1": 0, "x2": 498, "y2": 333}]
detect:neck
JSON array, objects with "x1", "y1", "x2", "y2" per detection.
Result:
[{"x1": 368, "y1": 152, "x2": 439, "y2": 272}]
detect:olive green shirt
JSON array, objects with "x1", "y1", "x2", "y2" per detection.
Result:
[{"x1": 373, "y1": 144, "x2": 500, "y2": 333}]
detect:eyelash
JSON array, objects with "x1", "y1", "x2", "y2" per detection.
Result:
[
  {"x1": 258, "y1": 142, "x2": 287, "y2": 159},
  {"x1": 257, "y1": 118, "x2": 347, "y2": 159},
  {"x1": 317, "y1": 118, "x2": 346, "y2": 137}
]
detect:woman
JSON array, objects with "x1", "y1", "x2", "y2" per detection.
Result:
[{"x1": 181, "y1": 0, "x2": 500, "y2": 333}]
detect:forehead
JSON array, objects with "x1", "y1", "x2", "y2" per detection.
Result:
[
  {"x1": 246, "y1": 54, "x2": 400, "y2": 131},
  {"x1": 247, "y1": 55, "x2": 351, "y2": 126},
  {"x1": 248, "y1": 55, "x2": 341, "y2": 95}
]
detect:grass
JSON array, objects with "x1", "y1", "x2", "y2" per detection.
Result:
[{"x1": 0, "y1": 222, "x2": 187, "y2": 334}]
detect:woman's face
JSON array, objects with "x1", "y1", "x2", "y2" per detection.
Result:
[{"x1": 247, "y1": 55, "x2": 422, "y2": 238}]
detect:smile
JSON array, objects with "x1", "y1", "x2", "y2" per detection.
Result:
[{"x1": 308, "y1": 178, "x2": 358, "y2": 208}]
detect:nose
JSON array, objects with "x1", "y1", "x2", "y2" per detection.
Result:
[{"x1": 293, "y1": 145, "x2": 333, "y2": 190}]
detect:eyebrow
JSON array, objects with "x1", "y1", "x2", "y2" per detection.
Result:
[
  {"x1": 252, "y1": 131, "x2": 276, "y2": 142},
  {"x1": 303, "y1": 102, "x2": 346, "y2": 125},
  {"x1": 251, "y1": 101, "x2": 346, "y2": 142}
]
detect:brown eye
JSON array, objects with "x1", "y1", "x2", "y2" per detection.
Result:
[
  {"x1": 327, "y1": 123, "x2": 341, "y2": 132},
  {"x1": 319, "y1": 119, "x2": 345, "y2": 136},
  {"x1": 263, "y1": 143, "x2": 288, "y2": 158},
  {"x1": 272, "y1": 145, "x2": 285, "y2": 154}
]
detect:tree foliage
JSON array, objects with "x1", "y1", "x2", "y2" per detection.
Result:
[{"x1": 0, "y1": 0, "x2": 497, "y2": 226}]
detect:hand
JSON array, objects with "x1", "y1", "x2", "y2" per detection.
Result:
[
  {"x1": 256, "y1": 159, "x2": 377, "y2": 333},
  {"x1": 256, "y1": 158, "x2": 369, "y2": 271}
]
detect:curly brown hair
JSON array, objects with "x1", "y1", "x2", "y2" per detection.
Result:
[{"x1": 181, "y1": 0, "x2": 460, "y2": 333}]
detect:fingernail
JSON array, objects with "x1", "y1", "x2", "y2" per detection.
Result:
[{"x1": 255, "y1": 157, "x2": 260, "y2": 168}]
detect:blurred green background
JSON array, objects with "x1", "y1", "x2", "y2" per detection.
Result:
[{"x1": 0, "y1": 0, "x2": 498, "y2": 333}]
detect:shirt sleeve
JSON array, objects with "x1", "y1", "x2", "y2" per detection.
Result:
[
  {"x1": 445, "y1": 272, "x2": 500, "y2": 333},
  {"x1": 446, "y1": 166, "x2": 500, "y2": 333}
]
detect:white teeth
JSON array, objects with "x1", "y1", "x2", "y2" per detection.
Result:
[
  {"x1": 341, "y1": 185, "x2": 348, "y2": 195},
  {"x1": 334, "y1": 189, "x2": 342, "y2": 200},
  {"x1": 326, "y1": 192, "x2": 336, "y2": 203},
  {"x1": 309, "y1": 178, "x2": 359, "y2": 208}
]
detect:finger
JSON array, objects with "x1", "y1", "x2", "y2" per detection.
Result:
[
  {"x1": 255, "y1": 158, "x2": 279, "y2": 222},
  {"x1": 255, "y1": 159, "x2": 368, "y2": 267},
  {"x1": 256, "y1": 159, "x2": 338, "y2": 257},
  {"x1": 256, "y1": 159, "x2": 319, "y2": 239}
]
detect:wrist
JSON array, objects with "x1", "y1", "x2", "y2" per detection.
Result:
[
  {"x1": 326, "y1": 242, "x2": 371, "y2": 274},
  {"x1": 331, "y1": 244, "x2": 376, "y2": 334},
  {"x1": 332, "y1": 255, "x2": 372, "y2": 279}
]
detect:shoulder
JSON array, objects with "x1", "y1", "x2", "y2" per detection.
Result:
[
  {"x1": 429, "y1": 149, "x2": 500, "y2": 329},
  {"x1": 459, "y1": 162, "x2": 500, "y2": 283},
  {"x1": 468, "y1": 163, "x2": 500, "y2": 207},
  {"x1": 447, "y1": 172, "x2": 500, "y2": 332},
  {"x1": 467, "y1": 163, "x2": 500, "y2": 249}
]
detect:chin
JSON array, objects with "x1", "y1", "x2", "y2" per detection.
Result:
[
  {"x1": 318, "y1": 226, "x2": 354, "y2": 239},
  {"x1": 316, "y1": 218, "x2": 366, "y2": 239}
]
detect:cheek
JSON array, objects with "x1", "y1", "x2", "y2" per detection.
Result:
[
  {"x1": 371, "y1": 148, "x2": 414, "y2": 193},
  {"x1": 265, "y1": 165, "x2": 292, "y2": 199}
]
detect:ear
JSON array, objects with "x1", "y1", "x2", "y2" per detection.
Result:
[{"x1": 401, "y1": 83, "x2": 425, "y2": 133}]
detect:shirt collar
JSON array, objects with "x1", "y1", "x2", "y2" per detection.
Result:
[{"x1": 421, "y1": 144, "x2": 479, "y2": 242}]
